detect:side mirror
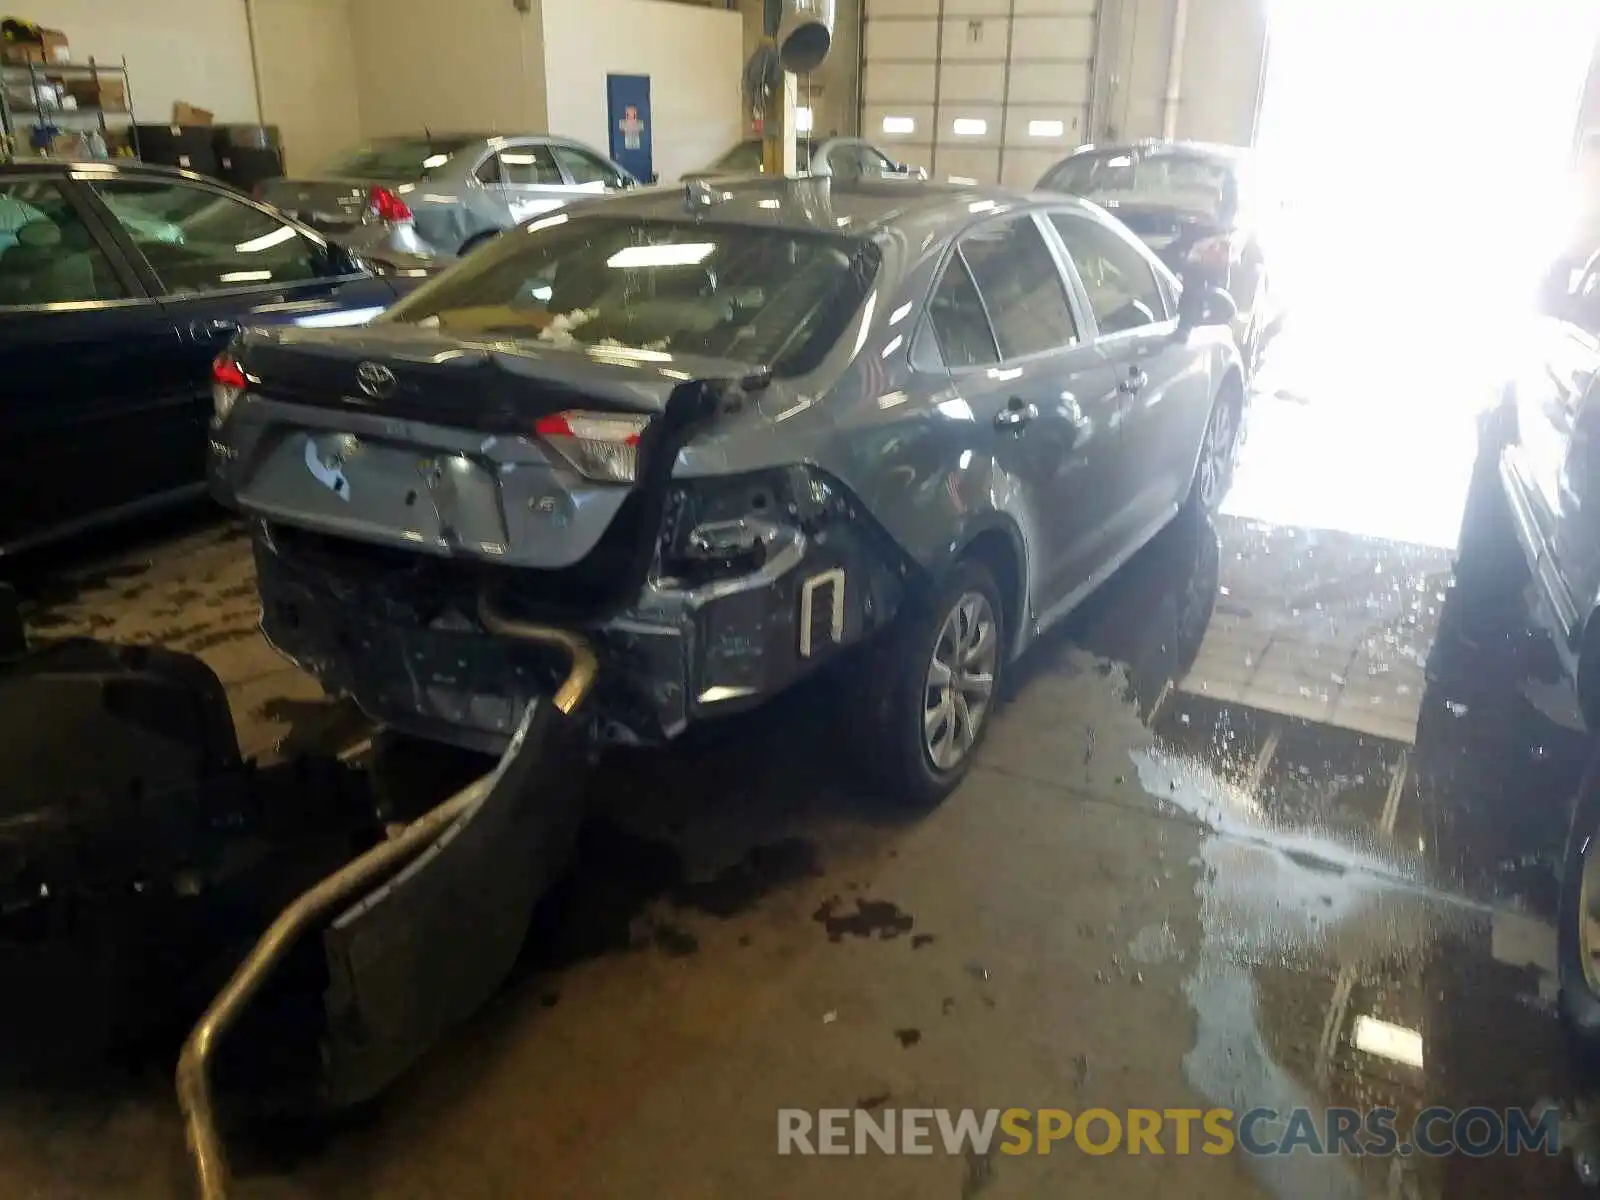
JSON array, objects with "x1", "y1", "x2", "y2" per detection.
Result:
[{"x1": 1178, "y1": 278, "x2": 1238, "y2": 330}]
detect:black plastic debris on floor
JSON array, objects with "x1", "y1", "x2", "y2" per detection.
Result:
[{"x1": 812, "y1": 896, "x2": 915, "y2": 942}]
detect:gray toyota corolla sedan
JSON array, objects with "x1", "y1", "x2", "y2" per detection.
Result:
[
  {"x1": 257, "y1": 133, "x2": 640, "y2": 260},
  {"x1": 208, "y1": 177, "x2": 1243, "y2": 805}
]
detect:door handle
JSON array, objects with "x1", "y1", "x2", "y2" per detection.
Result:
[
  {"x1": 1118, "y1": 367, "x2": 1148, "y2": 395},
  {"x1": 995, "y1": 397, "x2": 1038, "y2": 430},
  {"x1": 188, "y1": 318, "x2": 239, "y2": 343}
]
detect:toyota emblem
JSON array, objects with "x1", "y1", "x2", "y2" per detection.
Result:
[{"x1": 356, "y1": 361, "x2": 396, "y2": 399}]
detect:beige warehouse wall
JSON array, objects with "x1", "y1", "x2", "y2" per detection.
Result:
[
  {"x1": 1100, "y1": 0, "x2": 1264, "y2": 146},
  {"x1": 541, "y1": 0, "x2": 742, "y2": 181},
  {"x1": 15, "y1": 0, "x2": 260, "y2": 122},
  {"x1": 1177, "y1": 0, "x2": 1267, "y2": 145},
  {"x1": 346, "y1": 0, "x2": 548, "y2": 137},
  {"x1": 249, "y1": 0, "x2": 362, "y2": 174}
]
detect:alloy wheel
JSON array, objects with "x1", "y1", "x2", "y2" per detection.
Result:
[
  {"x1": 923, "y1": 591, "x2": 998, "y2": 771},
  {"x1": 1581, "y1": 826, "x2": 1600, "y2": 996},
  {"x1": 1196, "y1": 402, "x2": 1237, "y2": 512}
]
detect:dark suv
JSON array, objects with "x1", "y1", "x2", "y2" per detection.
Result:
[{"x1": 1458, "y1": 315, "x2": 1600, "y2": 1041}]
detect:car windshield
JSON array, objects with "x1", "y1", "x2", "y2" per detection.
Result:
[
  {"x1": 316, "y1": 138, "x2": 476, "y2": 182},
  {"x1": 383, "y1": 214, "x2": 876, "y2": 374},
  {"x1": 1041, "y1": 150, "x2": 1235, "y2": 217}
]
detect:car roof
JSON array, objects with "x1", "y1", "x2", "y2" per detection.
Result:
[
  {"x1": 560, "y1": 175, "x2": 1101, "y2": 237},
  {"x1": 1065, "y1": 138, "x2": 1247, "y2": 162},
  {"x1": 363, "y1": 132, "x2": 595, "y2": 148},
  {"x1": 0, "y1": 158, "x2": 247, "y2": 189}
]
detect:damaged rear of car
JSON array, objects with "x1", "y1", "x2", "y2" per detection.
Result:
[
  {"x1": 210, "y1": 199, "x2": 913, "y2": 760},
  {"x1": 213, "y1": 179, "x2": 1244, "y2": 814}
]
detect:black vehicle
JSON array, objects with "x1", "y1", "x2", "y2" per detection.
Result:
[
  {"x1": 0, "y1": 159, "x2": 435, "y2": 555},
  {"x1": 1456, "y1": 314, "x2": 1600, "y2": 1040},
  {"x1": 1038, "y1": 139, "x2": 1277, "y2": 371}
]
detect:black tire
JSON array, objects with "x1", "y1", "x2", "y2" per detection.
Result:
[
  {"x1": 1559, "y1": 755, "x2": 1600, "y2": 1043},
  {"x1": 855, "y1": 559, "x2": 1006, "y2": 809}
]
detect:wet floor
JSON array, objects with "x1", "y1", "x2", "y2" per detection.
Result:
[{"x1": 4, "y1": 338, "x2": 1600, "y2": 1197}]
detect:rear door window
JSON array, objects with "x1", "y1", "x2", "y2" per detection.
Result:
[
  {"x1": 91, "y1": 177, "x2": 330, "y2": 294},
  {"x1": 958, "y1": 216, "x2": 1079, "y2": 359},
  {"x1": 925, "y1": 253, "x2": 999, "y2": 369},
  {"x1": 496, "y1": 145, "x2": 564, "y2": 186},
  {"x1": 0, "y1": 179, "x2": 128, "y2": 305}
]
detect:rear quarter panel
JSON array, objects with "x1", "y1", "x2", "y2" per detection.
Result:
[{"x1": 671, "y1": 215, "x2": 1042, "y2": 645}]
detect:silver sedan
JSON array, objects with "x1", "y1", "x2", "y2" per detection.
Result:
[{"x1": 257, "y1": 133, "x2": 641, "y2": 260}]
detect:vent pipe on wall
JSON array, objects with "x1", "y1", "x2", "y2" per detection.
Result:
[{"x1": 778, "y1": 0, "x2": 835, "y2": 73}]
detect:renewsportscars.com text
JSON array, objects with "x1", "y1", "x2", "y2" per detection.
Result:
[{"x1": 777, "y1": 1106, "x2": 1561, "y2": 1158}]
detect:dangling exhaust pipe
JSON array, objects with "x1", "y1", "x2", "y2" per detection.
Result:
[{"x1": 177, "y1": 600, "x2": 597, "y2": 1200}]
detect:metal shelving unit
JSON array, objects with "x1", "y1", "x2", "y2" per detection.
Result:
[{"x1": 0, "y1": 56, "x2": 139, "y2": 161}]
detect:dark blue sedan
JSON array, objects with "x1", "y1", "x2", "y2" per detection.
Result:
[{"x1": 0, "y1": 159, "x2": 433, "y2": 554}]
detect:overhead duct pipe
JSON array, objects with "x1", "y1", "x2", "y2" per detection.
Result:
[{"x1": 777, "y1": 0, "x2": 836, "y2": 74}]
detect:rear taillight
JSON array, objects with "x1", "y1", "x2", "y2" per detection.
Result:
[
  {"x1": 367, "y1": 185, "x2": 413, "y2": 224},
  {"x1": 211, "y1": 355, "x2": 247, "y2": 422},
  {"x1": 534, "y1": 410, "x2": 649, "y2": 484}
]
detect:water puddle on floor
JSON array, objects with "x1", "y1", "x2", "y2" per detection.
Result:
[{"x1": 1101, "y1": 509, "x2": 1600, "y2": 1197}]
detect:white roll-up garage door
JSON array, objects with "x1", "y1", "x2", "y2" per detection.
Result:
[{"x1": 861, "y1": 0, "x2": 1099, "y2": 189}]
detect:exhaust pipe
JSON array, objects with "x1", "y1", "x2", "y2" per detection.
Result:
[
  {"x1": 777, "y1": 0, "x2": 835, "y2": 74},
  {"x1": 177, "y1": 602, "x2": 597, "y2": 1200}
]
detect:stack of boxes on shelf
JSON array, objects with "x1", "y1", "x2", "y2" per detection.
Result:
[
  {"x1": 0, "y1": 19, "x2": 286, "y2": 189},
  {"x1": 0, "y1": 22, "x2": 132, "y2": 159}
]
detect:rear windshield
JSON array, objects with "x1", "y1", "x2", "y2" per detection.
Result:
[
  {"x1": 706, "y1": 139, "x2": 815, "y2": 174},
  {"x1": 382, "y1": 214, "x2": 877, "y2": 375},
  {"x1": 1040, "y1": 150, "x2": 1236, "y2": 219},
  {"x1": 317, "y1": 138, "x2": 475, "y2": 181}
]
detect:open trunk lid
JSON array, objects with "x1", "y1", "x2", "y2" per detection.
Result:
[{"x1": 218, "y1": 325, "x2": 757, "y2": 571}]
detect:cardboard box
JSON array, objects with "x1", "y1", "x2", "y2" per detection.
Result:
[
  {"x1": 62, "y1": 77, "x2": 126, "y2": 111},
  {"x1": 2, "y1": 27, "x2": 67, "y2": 65},
  {"x1": 40, "y1": 29, "x2": 69, "y2": 63},
  {"x1": 172, "y1": 100, "x2": 213, "y2": 126}
]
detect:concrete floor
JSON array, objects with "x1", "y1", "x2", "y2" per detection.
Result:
[{"x1": 3, "y1": 334, "x2": 1599, "y2": 1198}]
